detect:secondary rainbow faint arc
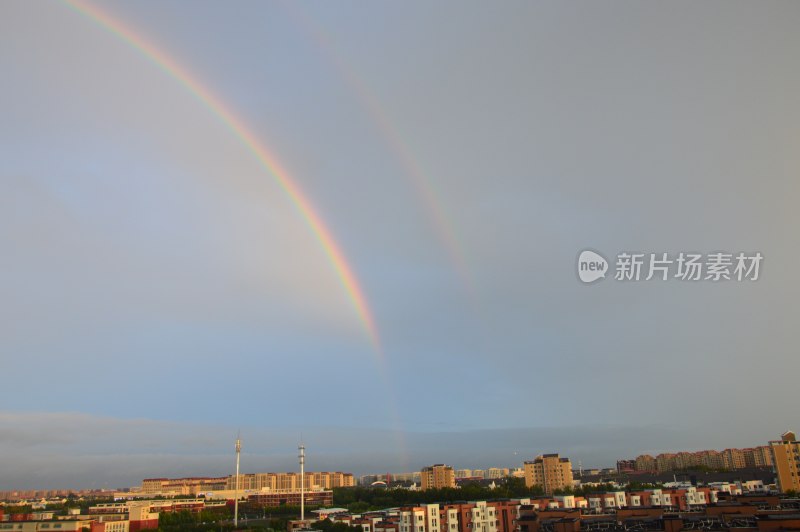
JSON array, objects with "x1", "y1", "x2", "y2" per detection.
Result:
[
  {"x1": 282, "y1": 3, "x2": 476, "y2": 298},
  {"x1": 62, "y1": 0, "x2": 381, "y2": 351}
]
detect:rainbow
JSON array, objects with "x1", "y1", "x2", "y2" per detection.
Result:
[
  {"x1": 62, "y1": 0, "x2": 381, "y2": 351},
  {"x1": 282, "y1": 3, "x2": 476, "y2": 297}
]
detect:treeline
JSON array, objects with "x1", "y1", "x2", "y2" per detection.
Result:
[
  {"x1": 332, "y1": 478, "x2": 658, "y2": 512},
  {"x1": 333, "y1": 478, "x2": 545, "y2": 512},
  {"x1": 236, "y1": 503, "x2": 322, "y2": 517},
  {"x1": 157, "y1": 508, "x2": 232, "y2": 531}
]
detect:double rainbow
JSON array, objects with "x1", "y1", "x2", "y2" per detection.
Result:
[{"x1": 282, "y1": 3, "x2": 475, "y2": 297}]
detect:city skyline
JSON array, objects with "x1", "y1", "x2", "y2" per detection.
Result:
[{"x1": 2, "y1": 2, "x2": 799, "y2": 491}]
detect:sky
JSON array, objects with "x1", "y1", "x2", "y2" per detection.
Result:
[{"x1": 1, "y1": 0, "x2": 799, "y2": 490}]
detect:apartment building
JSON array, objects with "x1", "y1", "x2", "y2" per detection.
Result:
[
  {"x1": 721, "y1": 448, "x2": 746, "y2": 470},
  {"x1": 392, "y1": 473, "x2": 422, "y2": 483},
  {"x1": 623, "y1": 445, "x2": 774, "y2": 474},
  {"x1": 91, "y1": 519, "x2": 130, "y2": 532},
  {"x1": 635, "y1": 455, "x2": 656, "y2": 473},
  {"x1": 139, "y1": 477, "x2": 226, "y2": 496},
  {"x1": 698, "y1": 450, "x2": 725, "y2": 470},
  {"x1": 420, "y1": 465, "x2": 456, "y2": 490},
  {"x1": 399, "y1": 504, "x2": 441, "y2": 532},
  {"x1": 360, "y1": 473, "x2": 420, "y2": 486},
  {"x1": 487, "y1": 468, "x2": 510, "y2": 479},
  {"x1": 743, "y1": 447, "x2": 774, "y2": 468},
  {"x1": 516, "y1": 493, "x2": 800, "y2": 532},
  {"x1": 136, "y1": 471, "x2": 352, "y2": 497},
  {"x1": 769, "y1": 430, "x2": 800, "y2": 493},
  {"x1": 0, "y1": 521, "x2": 95, "y2": 532},
  {"x1": 524, "y1": 454, "x2": 574, "y2": 494},
  {"x1": 247, "y1": 490, "x2": 333, "y2": 507},
  {"x1": 323, "y1": 490, "x2": 787, "y2": 532},
  {"x1": 0, "y1": 501, "x2": 160, "y2": 532},
  {"x1": 225, "y1": 471, "x2": 354, "y2": 491},
  {"x1": 90, "y1": 499, "x2": 224, "y2": 516},
  {"x1": 378, "y1": 500, "x2": 531, "y2": 532},
  {"x1": 616, "y1": 460, "x2": 636, "y2": 474}
]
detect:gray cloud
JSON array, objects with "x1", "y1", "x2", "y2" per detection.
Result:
[
  {"x1": 0, "y1": 412, "x2": 782, "y2": 490},
  {"x1": 1, "y1": 0, "x2": 798, "y2": 491}
]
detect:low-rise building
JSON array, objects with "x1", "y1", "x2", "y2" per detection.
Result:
[
  {"x1": 247, "y1": 489, "x2": 333, "y2": 507},
  {"x1": 0, "y1": 520, "x2": 95, "y2": 532},
  {"x1": 139, "y1": 477, "x2": 227, "y2": 496}
]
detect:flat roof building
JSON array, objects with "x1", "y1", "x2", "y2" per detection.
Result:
[
  {"x1": 769, "y1": 430, "x2": 800, "y2": 494},
  {"x1": 524, "y1": 454, "x2": 574, "y2": 495},
  {"x1": 420, "y1": 465, "x2": 456, "y2": 490}
]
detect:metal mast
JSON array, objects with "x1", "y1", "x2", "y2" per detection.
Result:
[
  {"x1": 299, "y1": 442, "x2": 306, "y2": 522},
  {"x1": 234, "y1": 436, "x2": 241, "y2": 527}
]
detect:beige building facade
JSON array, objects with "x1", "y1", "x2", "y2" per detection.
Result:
[
  {"x1": 523, "y1": 454, "x2": 573, "y2": 494},
  {"x1": 225, "y1": 471, "x2": 354, "y2": 491},
  {"x1": 770, "y1": 431, "x2": 800, "y2": 493},
  {"x1": 420, "y1": 465, "x2": 456, "y2": 490},
  {"x1": 140, "y1": 477, "x2": 226, "y2": 495}
]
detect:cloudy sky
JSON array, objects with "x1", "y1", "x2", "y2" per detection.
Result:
[{"x1": 1, "y1": 1, "x2": 799, "y2": 489}]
